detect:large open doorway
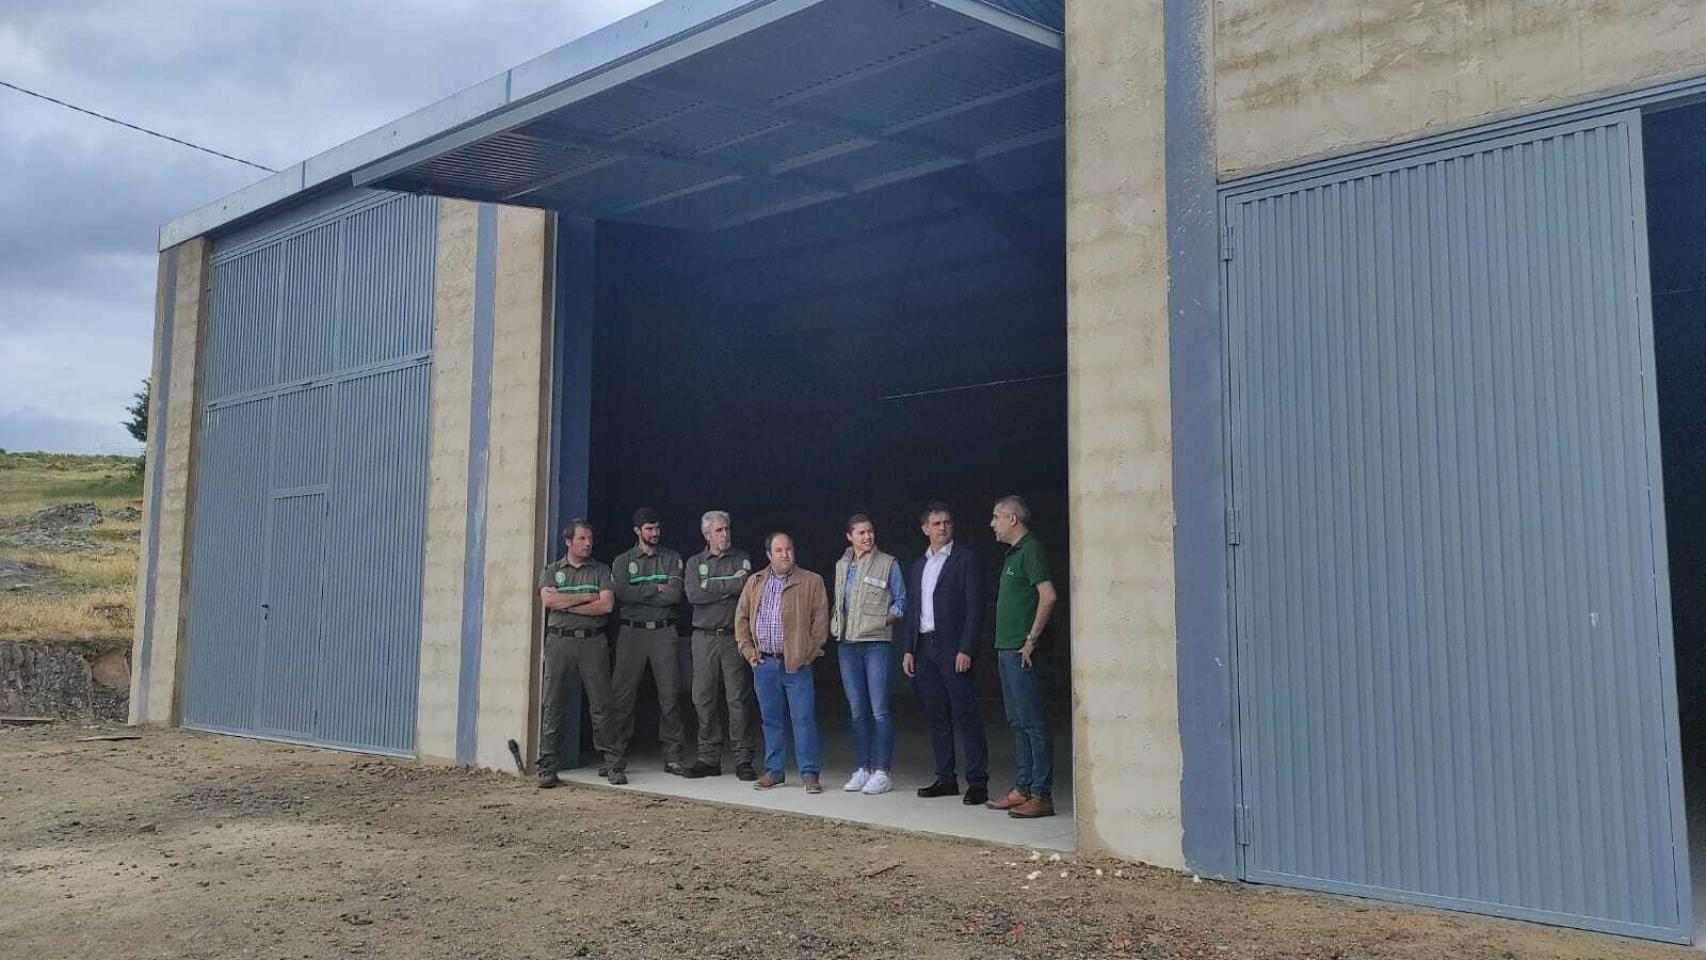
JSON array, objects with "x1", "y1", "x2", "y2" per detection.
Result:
[
  {"x1": 1646, "y1": 99, "x2": 1706, "y2": 945},
  {"x1": 561, "y1": 138, "x2": 1072, "y2": 849},
  {"x1": 355, "y1": 0, "x2": 1072, "y2": 848}
]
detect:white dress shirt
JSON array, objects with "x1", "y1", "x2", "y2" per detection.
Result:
[{"x1": 919, "y1": 541, "x2": 953, "y2": 635}]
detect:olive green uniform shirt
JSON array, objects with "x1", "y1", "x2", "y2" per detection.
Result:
[
  {"x1": 683, "y1": 547, "x2": 752, "y2": 631},
  {"x1": 538, "y1": 557, "x2": 615, "y2": 631},
  {"x1": 611, "y1": 545, "x2": 685, "y2": 622}
]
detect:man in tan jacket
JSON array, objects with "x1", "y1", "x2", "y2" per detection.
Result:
[{"x1": 735, "y1": 532, "x2": 829, "y2": 793}]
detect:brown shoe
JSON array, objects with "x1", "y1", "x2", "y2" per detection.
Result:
[
  {"x1": 754, "y1": 773, "x2": 785, "y2": 790},
  {"x1": 1008, "y1": 796, "x2": 1055, "y2": 819},
  {"x1": 803, "y1": 775, "x2": 823, "y2": 794},
  {"x1": 986, "y1": 789, "x2": 1028, "y2": 811}
]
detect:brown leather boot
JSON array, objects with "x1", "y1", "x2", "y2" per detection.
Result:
[
  {"x1": 1008, "y1": 796, "x2": 1056, "y2": 819},
  {"x1": 754, "y1": 772, "x2": 785, "y2": 790},
  {"x1": 803, "y1": 775, "x2": 823, "y2": 794},
  {"x1": 986, "y1": 789, "x2": 1028, "y2": 811}
]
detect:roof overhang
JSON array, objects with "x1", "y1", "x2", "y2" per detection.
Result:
[{"x1": 159, "y1": 0, "x2": 1062, "y2": 247}]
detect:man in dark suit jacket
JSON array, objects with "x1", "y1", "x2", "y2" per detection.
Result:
[{"x1": 901, "y1": 501, "x2": 989, "y2": 805}]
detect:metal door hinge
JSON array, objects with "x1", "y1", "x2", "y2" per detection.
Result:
[
  {"x1": 1234, "y1": 804, "x2": 1253, "y2": 845},
  {"x1": 1220, "y1": 224, "x2": 1235, "y2": 261},
  {"x1": 1226, "y1": 508, "x2": 1242, "y2": 546}
]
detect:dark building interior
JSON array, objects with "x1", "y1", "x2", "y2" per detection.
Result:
[
  {"x1": 562, "y1": 141, "x2": 1071, "y2": 765},
  {"x1": 1646, "y1": 100, "x2": 1706, "y2": 930}
]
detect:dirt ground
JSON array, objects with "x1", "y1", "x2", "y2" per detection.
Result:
[{"x1": 1, "y1": 723, "x2": 1691, "y2": 960}]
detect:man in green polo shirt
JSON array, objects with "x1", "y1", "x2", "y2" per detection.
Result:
[{"x1": 987, "y1": 495, "x2": 1059, "y2": 819}]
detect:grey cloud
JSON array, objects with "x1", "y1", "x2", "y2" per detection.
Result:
[
  {"x1": 0, "y1": 407, "x2": 141, "y2": 456},
  {"x1": 0, "y1": 0, "x2": 651, "y2": 453}
]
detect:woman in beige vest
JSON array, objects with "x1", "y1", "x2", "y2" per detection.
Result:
[{"x1": 832, "y1": 514, "x2": 907, "y2": 795}]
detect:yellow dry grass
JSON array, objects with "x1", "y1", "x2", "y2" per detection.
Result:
[
  {"x1": 0, "y1": 452, "x2": 141, "y2": 514},
  {"x1": 0, "y1": 589, "x2": 133, "y2": 643},
  {"x1": 5, "y1": 549, "x2": 135, "y2": 587},
  {"x1": 0, "y1": 452, "x2": 143, "y2": 645}
]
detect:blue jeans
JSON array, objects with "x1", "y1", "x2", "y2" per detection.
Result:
[
  {"x1": 753, "y1": 658, "x2": 820, "y2": 779},
  {"x1": 997, "y1": 651, "x2": 1052, "y2": 798},
  {"x1": 838, "y1": 640, "x2": 895, "y2": 771}
]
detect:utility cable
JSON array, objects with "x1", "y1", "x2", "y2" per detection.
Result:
[
  {"x1": 0, "y1": 78, "x2": 275, "y2": 173},
  {"x1": 879, "y1": 373, "x2": 1066, "y2": 403}
]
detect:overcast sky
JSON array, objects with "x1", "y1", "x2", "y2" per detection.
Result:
[{"x1": 0, "y1": 0, "x2": 652, "y2": 454}]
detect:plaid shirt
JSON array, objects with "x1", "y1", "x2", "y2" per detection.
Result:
[{"x1": 754, "y1": 572, "x2": 788, "y2": 654}]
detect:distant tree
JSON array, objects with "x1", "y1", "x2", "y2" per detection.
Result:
[
  {"x1": 124, "y1": 379, "x2": 150, "y2": 444},
  {"x1": 125, "y1": 379, "x2": 150, "y2": 479}
]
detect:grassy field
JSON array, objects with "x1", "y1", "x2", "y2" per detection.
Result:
[{"x1": 0, "y1": 452, "x2": 143, "y2": 645}]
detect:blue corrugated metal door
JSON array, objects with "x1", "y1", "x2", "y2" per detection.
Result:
[
  {"x1": 255, "y1": 492, "x2": 327, "y2": 737},
  {"x1": 179, "y1": 191, "x2": 435, "y2": 756},
  {"x1": 1223, "y1": 111, "x2": 1691, "y2": 941}
]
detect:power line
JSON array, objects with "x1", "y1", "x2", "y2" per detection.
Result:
[{"x1": 0, "y1": 78, "x2": 275, "y2": 173}]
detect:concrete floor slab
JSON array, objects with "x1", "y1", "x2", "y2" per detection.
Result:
[{"x1": 559, "y1": 703, "x2": 1075, "y2": 852}]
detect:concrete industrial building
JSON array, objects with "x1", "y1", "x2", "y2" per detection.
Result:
[{"x1": 129, "y1": 0, "x2": 1706, "y2": 943}]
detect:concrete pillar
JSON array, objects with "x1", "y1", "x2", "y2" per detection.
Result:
[
  {"x1": 128, "y1": 237, "x2": 211, "y2": 726},
  {"x1": 473, "y1": 205, "x2": 556, "y2": 773},
  {"x1": 415, "y1": 201, "x2": 556, "y2": 772},
  {"x1": 1065, "y1": 2, "x2": 1186, "y2": 867},
  {"x1": 416, "y1": 199, "x2": 481, "y2": 764}
]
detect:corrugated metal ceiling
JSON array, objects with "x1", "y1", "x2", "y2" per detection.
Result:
[{"x1": 362, "y1": 0, "x2": 1063, "y2": 231}]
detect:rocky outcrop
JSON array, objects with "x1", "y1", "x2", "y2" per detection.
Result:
[{"x1": 0, "y1": 639, "x2": 129, "y2": 721}]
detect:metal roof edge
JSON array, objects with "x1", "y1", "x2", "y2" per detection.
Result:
[
  {"x1": 158, "y1": 0, "x2": 795, "y2": 249},
  {"x1": 349, "y1": 0, "x2": 823, "y2": 191},
  {"x1": 925, "y1": 0, "x2": 1062, "y2": 49}
]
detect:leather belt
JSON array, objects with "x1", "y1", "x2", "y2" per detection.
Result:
[
  {"x1": 621, "y1": 618, "x2": 677, "y2": 630},
  {"x1": 548, "y1": 627, "x2": 598, "y2": 639},
  {"x1": 696, "y1": 626, "x2": 735, "y2": 637}
]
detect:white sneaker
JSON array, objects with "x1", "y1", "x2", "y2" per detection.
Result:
[
  {"x1": 843, "y1": 768, "x2": 871, "y2": 792},
  {"x1": 861, "y1": 770, "x2": 893, "y2": 795}
]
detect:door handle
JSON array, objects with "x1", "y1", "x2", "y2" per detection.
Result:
[{"x1": 261, "y1": 603, "x2": 270, "y2": 620}]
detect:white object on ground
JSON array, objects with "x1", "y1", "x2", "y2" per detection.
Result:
[
  {"x1": 842, "y1": 768, "x2": 871, "y2": 792},
  {"x1": 861, "y1": 770, "x2": 892, "y2": 795}
]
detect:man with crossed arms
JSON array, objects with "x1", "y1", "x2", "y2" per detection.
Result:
[{"x1": 683, "y1": 510, "x2": 758, "y2": 780}]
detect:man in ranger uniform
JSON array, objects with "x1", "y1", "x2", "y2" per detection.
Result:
[
  {"x1": 683, "y1": 510, "x2": 758, "y2": 781},
  {"x1": 536, "y1": 520, "x2": 618, "y2": 788},
  {"x1": 609, "y1": 507, "x2": 694, "y2": 778}
]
